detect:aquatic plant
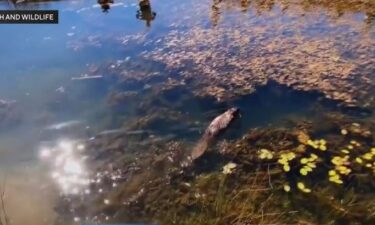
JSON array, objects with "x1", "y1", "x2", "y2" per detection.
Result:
[{"x1": 258, "y1": 149, "x2": 274, "y2": 160}]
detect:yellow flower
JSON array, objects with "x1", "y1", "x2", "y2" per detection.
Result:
[
  {"x1": 283, "y1": 184, "x2": 291, "y2": 192},
  {"x1": 371, "y1": 148, "x2": 375, "y2": 154},
  {"x1": 365, "y1": 163, "x2": 372, "y2": 168},
  {"x1": 300, "y1": 158, "x2": 308, "y2": 164},
  {"x1": 347, "y1": 145, "x2": 354, "y2": 150}
]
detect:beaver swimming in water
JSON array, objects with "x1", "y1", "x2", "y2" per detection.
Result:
[{"x1": 191, "y1": 107, "x2": 239, "y2": 160}]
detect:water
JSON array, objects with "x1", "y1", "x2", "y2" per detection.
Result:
[{"x1": 0, "y1": 0, "x2": 374, "y2": 224}]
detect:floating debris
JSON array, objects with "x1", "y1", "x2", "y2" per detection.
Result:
[
  {"x1": 71, "y1": 74, "x2": 103, "y2": 80},
  {"x1": 45, "y1": 120, "x2": 83, "y2": 130}
]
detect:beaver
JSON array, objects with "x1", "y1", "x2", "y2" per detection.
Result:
[{"x1": 191, "y1": 107, "x2": 239, "y2": 160}]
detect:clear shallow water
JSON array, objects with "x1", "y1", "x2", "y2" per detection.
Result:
[{"x1": 0, "y1": 0, "x2": 374, "y2": 224}]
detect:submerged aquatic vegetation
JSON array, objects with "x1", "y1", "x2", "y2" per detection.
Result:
[{"x1": 56, "y1": 120, "x2": 375, "y2": 225}]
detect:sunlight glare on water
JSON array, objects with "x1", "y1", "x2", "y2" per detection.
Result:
[{"x1": 39, "y1": 139, "x2": 90, "y2": 195}]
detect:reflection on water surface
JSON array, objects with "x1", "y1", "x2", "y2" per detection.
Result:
[
  {"x1": 39, "y1": 139, "x2": 90, "y2": 195},
  {"x1": 0, "y1": 0, "x2": 374, "y2": 225}
]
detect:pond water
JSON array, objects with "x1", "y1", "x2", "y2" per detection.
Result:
[{"x1": 0, "y1": 0, "x2": 374, "y2": 225}]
